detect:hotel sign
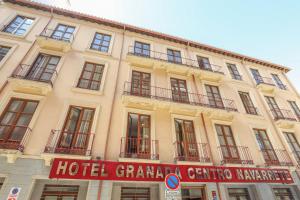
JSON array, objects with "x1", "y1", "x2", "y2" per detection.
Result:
[{"x1": 49, "y1": 158, "x2": 293, "y2": 183}]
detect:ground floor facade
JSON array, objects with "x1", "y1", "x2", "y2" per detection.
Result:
[{"x1": 0, "y1": 157, "x2": 300, "y2": 200}]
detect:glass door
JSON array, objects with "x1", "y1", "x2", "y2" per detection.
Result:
[
  {"x1": 250, "y1": 68, "x2": 263, "y2": 84},
  {"x1": 205, "y1": 85, "x2": 224, "y2": 109},
  {"x1": 131, "y1": 71, "x2": 151, "y2": 97},
  {"x1": 265, "y1": 96, "x2": 283, "y2": 119},
  {"x1": 171, "y1": 78, "x2": 189, "y2": 103}
]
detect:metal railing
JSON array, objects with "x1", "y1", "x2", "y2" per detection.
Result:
[
  {"x1": 119, "y1": 137, "x2": 159, "y2": 160},
  {"x1": 255, "y1": 76, "x2": 275, "y2": 86},
  {"x1": 244, "y1": 106, "x2": 259, "y2": 115},
  {"x1": 270, "y1": 109, "x2": 297, "y2": 121},
  {"x1": 123, "y1": 82, "x2": 237, "y2": 111},
  {"x1": 11, "y1": 64, "x2": 58, "y2": 87},
  {"x1": 128, "y1": 46, "x2": 224, "y2": 74},
  {"x1": 292, "y1": 151, "x2": 300, "y2": 166},
  {"x1": 218, "y1": 145, "x2": 253, "y2": 165},
  {"x1": 39, "y1": 28, "x2": 74, "y2": 43},
  {"x1": 261, "y1": 149, "x2": 294, "y2": 167},
  {"x1": 44, "y1": 130, "x2": 94, "y2": 156},
  {"x1": 174, "y1": 141, "x2": 211, "y2": 163},
  {"x1": 0, "y1": 126, "x2": 32, "y2": 152}
]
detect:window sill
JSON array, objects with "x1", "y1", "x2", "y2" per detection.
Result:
[
  {"x1": 71, "y1": 87, "x2": 103, "y2": 96},
  {"x1": 85, "y1": 48, "x2": 112, "y2": 57},
  {"x1": 0, "y1": 31, "x2": 31, "y2": 42}
]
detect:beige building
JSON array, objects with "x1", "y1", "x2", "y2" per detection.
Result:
[{"x1": 0, "y1": 0, "x2": 300, "y2": 199}]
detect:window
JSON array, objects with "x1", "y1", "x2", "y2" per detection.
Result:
[
  {"x1": 56, "y1": 106, "x2": 95, "y2": 155},
  {"x1": 265, "y1": 96, "x2": 283, "y2": 120},
  {"x1": 171, "y1": 78, "x2": 189, "y2": 103},
  {"x1": 227, "y1": 63, "x2": 242, "y2": 80},
  {"x1": 197, "y1": 56, "x2": 212, "y2": 70},
  {"x1": 26, "y1": 53, "x2": 60, "y2": 83},
  {"x1": 284, "y1": 132, "x2": 300, "y2": 164},
  {"x1": 273, "y1": 188, "x2": 294, "y2": 200},
  {"x1": 175, "y1": 119, "x2": 198, "y2": 161},
  {"x1": 250, "y1": 68, "x2": 263, "y2": 84},
  {"x1": 167, "y1": 49, "x2": 182, "y2": 63},
  {"x1": 121, "y1": 187, "x2": 150, "y2": 200},
  {"x1": 181, "y1": 187, "x2": 206, "y2": 200},
  {"x1": 205, "y1": 85, "x2": 224, "y2": 109},
  {"x1": 254, "y1": 129, "x2": 279, "y2": 165},
  {"x1": 40, "y1": 185, "x2": 79, "y2": 200},
  {"x1": 126, "y1": 113, "x2": 151, "y2": 159},
  {"x1": 77, "y1": 62, "x2": 104, "y2": 91},
  {"x1": 271, "y1": 74, "x2": 286, "y2": 90},
  {"x1": 0, "y1": 45, "x2": 11, "y2": 62},
  {"x1": 239, "y1": 92, "x2": 257, "y2": 115},
  {"x1": 228, "y1": 188, "x2": 251, "y2": 200},
  {"x1": 51, "y1": 24, "x2": 75, "y2": 42},
  {"x1": 288, "y1": 101, "x2": 300, "y2": 120},
  {"x1": 131, "y1": 71, "x2": 151, "y2": 97},
  {"x1": 134, "y1": 41, "x2": 150, "y2": 57},
  {"x1": 215, "y1": 124, "x2": 240, "y2": 163},
  {"x1": 0, "y1": 98, "x2": 38, "y2": 149},
  {"x1": 3, "y1": 15, "x2": 34, "y2": 36},
  {"x1": 90, "y1": 32, "x2": 111, "y2": 52}
]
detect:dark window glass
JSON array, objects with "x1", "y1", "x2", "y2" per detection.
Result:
[
  {"x1": 26, "y1": 53, "x2": 60, "y2": 83},
  {"x1": 0, "y1": 46, "x2": 11, "y2": 62},
  {"x1": 181, "y1": 187, "x2": 206, "y2": 200},
  {"x1": 288, "y1": 101, "x2": 300, "y2": 120},
  {"x1": 121, "y1": 187, "x2": 150, "y2": 200},
  {"x1": 3, "y1": 15, "x2": 34, "y2": 36},
  {"x1": 197, "y1": 56, "x2": 212, "y2": 70},
  {"x1": 228, "y1": 188, "x2": 251, "y2": 200},
  {"x1": 273, "y1": 188, "x2": 294, "y2": 200},
  {"x1": 171, "y1": 78, "x2": 189, "y2": 103},
  {"x1": 134, "y1": 41, "x2": 150, "y2": 57},
  {"x1": 284, "y1": 132, "x2": 300, "y2": 164},
  {"x1": 40, "y1": 185, "x2": 79, "y2": 200},
  {"x1": 254, "y1": 129, "x2": 279, "y2": 165},
  {"x1": 77, "y1": 62, "x2": 104, "y2": 91},
  {"x1": 131, "y1": 71, "x2": 151, "y2": 97},
  {"x1": 227, "y1": 63, "x2": 242, "y2": 80},
  {"x1": 51, "y1": 24, "x2": 75, "y2": 42},
  {"x1": 90, "y1": 32, "x2": 111, "y2": 52},
  {"x1": 250, "y1": 68, "x2": 263, "y2": 84},
  {"x1": 239, "y1": 92, "x2": 257, "y2": 115},
  {"x1": 167, "y1": 49, "x2": 182, "y2": 64},
  {"x1": 0, "y1": 98, "x2": 38, "y2": 147},
  {"x1": 205, "y1": 85, "x2": 224, "y2": 109},
  {"x1": 271, "y1": 74, "x2": 286, "y2": 90},
  {"x1": 265, "y1": 96, "x2": 283, "y2": 120}
]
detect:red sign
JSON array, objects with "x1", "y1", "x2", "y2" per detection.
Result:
[
  {"x1": 165, "y1": 173, "x2": 180, "y2": 190},
  {"x1": 49, "y1": 158, "x2": 293, "y2": 183}
]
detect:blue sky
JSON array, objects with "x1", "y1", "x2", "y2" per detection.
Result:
[{"x1": 35, "y1": 0, "x2": 300, "y2": 90}]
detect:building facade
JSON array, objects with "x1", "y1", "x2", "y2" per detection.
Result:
[{"x1": 0, "y1": 0, "x2": 300, "y2": 199}]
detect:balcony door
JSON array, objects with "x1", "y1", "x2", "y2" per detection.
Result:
[
  {"x1": 57, "y1": 106, "x2": 94, "y2": 154},
  {"x1": 284, "y1": 132, "x2": 300, "y2": 164},
  {"x1": 51, "y1": 24, "x2": 75, "y2": 41},
  {"x1": 131, "y1": 71, "x2": 151, "y2": 97},
  {"x1": 215, "y1": 124, "x2": 240, "y2": 163},
  {"x1": 0, "y1": 98, "x2": 38, "y2": 149},
  {"x1": 175, "y1": 119, "x2": 199, "y2": 161},
  {"x1": 171, "y1": 78, "x2": 189, "y2": 103},
  {"x1": 205, "y1": 85, "x2": 224, "y2": 108},
  {"x1": 265, "y1": 96, "x2": 283, "y2": 119},
  {"x1": 197, "y1": 56, "x2": 212, "y2": 71},
  {"x1": 239, "y1": 91, "x2": 257, "y2": 115},
  {"x1": 250, "y1": 68, "x2": 263, "y2": 84},
  {"x1": 254, "y1": 129, "x2": 279, "y2": 165},
  {"x1": 126, "y1": 113, "x2": 151, "y2": 158},
  {"x1": 26, "y1": 53, "x2": 60, "y2": 83}
]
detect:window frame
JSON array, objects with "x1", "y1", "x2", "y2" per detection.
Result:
[
  {"x1": 40, "y1": 184, "x2": 79, "y2": 200},
  {"x1": 0, "y1": 45, "x2": 11, "y2": 62},
  {"x1": 77, "y1": 62, "x2": 105, "y2": 91},
  {"x1": 239, "y1": 91, "x2": 257, "y2": 115},
  {"x1": 134, "y1": 41, "x2": 150, "y2": 57},
  {"x1": 227, "y1": 63, "x2": 242, "y2": 80},
  {"x1": 271, "y1": 74, "x2": 286, "y2": 90},
  {"x1": 90, "y1": 32, "x2": 112, "y2": 53},
  {"x1": 2, "y1": 15, "x2": 34, "y2": 36},
  {"x1": 167, "y1": 48, "x2": 182, "y2": 64}
]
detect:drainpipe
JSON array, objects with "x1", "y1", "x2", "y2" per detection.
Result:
[
  {"x1": 0, "y1": 8, "x2": 54, "y2": 96},
  {"x1": 187, "y1": 43, "x2": 222, "y2": 200},
  {"x1": 97, "y1": 26, "x2": 126, "y2": 200}
]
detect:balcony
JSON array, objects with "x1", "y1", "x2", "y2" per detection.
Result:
[
  {"x1": 261, "y1": 149, "x2": 294, "y2": 167},
  {"x1": 255, "y1": 77, "x2": 276, "y2": 94},
  {"x1": 174, "y1": 141, "x2": 211, "y2": 163},
  {"x1": 43, "y1": 130, "x2": 94, "y2": 164},
  {"x1": 0, "y1": 126, "x2": 32, "y2": 163},
  {"x1": 270, "y1": 109, "x2": 297, "y2": 129},
  {"x1": 8, "y1": 64, "x2": 57, "y2": 96},
  {"x1": 36, "y1": 29, "x2": 74, "y2": 52},
  {"x1": 218, "y1": 145, "x2": 254, "y2": 165},
  {"x1": 127, "y1": 46, "x2": 225, "y2": 81},
  {"x1": 122, "y1": 82, "x2": 237, "y2": 118},
  {"x1": 292, "y1": 151, "x2": 300, "y2": 166},
  {"x1": 119, "y1": 137, "x2": 159, "y2": 160}
]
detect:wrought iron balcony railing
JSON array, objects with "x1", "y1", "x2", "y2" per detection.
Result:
[
  {"x1": 119, "y1": 137, "x2": 159, "y2": 160},
  {"x1": 270, "y1": 109, "x2": 297, "y2": 121},
  {"x1": 260, "y1": 149, "x2": 294, "y2": 167},
  {"x1": 39, "y1": 28, "x2": 74, "y2": 43},
  {"x1": 218, "y1": 145, "x2": 254, "y2": 165},
  {"x1": 44, "y1": 130, "x2": 94, "y2": 156},
  {"x1": 255, "y1": 76, "x2": 276, "y2": 86}
]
